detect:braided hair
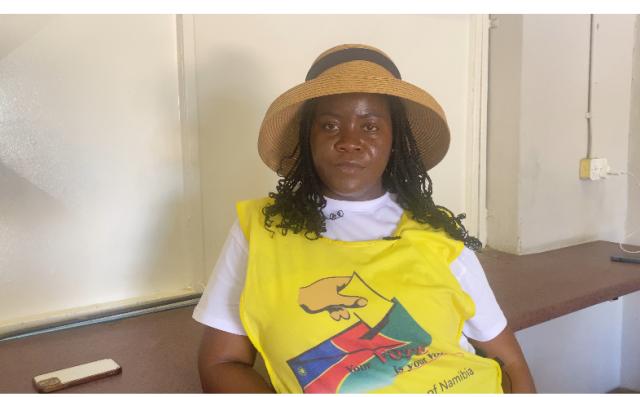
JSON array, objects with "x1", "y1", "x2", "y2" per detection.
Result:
[{"x1": 262, "y1": 94, "x2": 483, "y2": 251}]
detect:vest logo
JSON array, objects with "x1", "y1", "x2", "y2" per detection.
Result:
[
  {"x1": 288, "y1": 272, "x2": 433, "y2": 393},
  {"x1": 326, "y1": 210, "x2": 344, "y2": 220}
]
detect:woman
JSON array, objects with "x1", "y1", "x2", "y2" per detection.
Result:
[{"x1": 193, "y1": 44, "x2": 536, "y2": 393}]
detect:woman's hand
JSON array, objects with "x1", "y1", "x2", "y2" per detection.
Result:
[
  {"x1": 470, "y1": 325, "x2": 537, "y2": 393},
  {"x1": 197, "y1": 326, "x2": 274, "y2": 393},
  {"x1": 298, "y1": 276, "x2": 368, "y2": 320}
]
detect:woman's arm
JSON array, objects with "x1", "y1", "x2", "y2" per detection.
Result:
[
  {"x1": 470, "y1": 325, "x2": 536, "y2": 393},
  {"x1": 198, "y1": 326, "x2": 274, "y2": 393}
]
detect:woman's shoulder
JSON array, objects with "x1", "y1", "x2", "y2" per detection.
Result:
[
  {"x1": 236, "y1": 195, "x2": 272, "y2": 206},
  {"x1": 397, "y1": 213, "x2": 466, "y2": 262},
  {"x1": 235, "y1": 196, "x2": 276, "y2": 237},
  {"x1": 236, "y1": 196, "x2": 275, "y2": 215}
]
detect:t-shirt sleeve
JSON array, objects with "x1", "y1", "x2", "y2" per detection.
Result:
[
  {"x1": 451, "y1": 247, "x2": 507, "y2": 342},
  {"x1": 192, "y1": 219, "x2": 248, "y2": 335}
]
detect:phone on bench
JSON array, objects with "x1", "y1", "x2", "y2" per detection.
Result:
[{"x1": 33, "y1": 358, "x2": 121, "y2": 393}]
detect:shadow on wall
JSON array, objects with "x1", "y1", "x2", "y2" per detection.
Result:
[
  {"x1": 127, "y1": 192, "x2": 192, "y2": 295},
  {"x1": 0, "y1": 156, "x2": 191, "y2": 322},
  {"x1": 0, "y1": 158, "x2": 90, "y2": 320},
  {"x1": 0, "y1": 161, "x2": 71, "y2": 290},
  {"x1": 0, "y1": 159, "x2": 69, "y2": 226},
  {"x1": 0, "y1": 15, "x2": 53, "y2": 60},
  {"x1": 1, "y1": 14, "x2": 195, "y2": 327}
]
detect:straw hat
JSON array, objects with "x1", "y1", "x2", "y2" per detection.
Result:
[{"x1": 258, "y1": 44, "x2": 451, "y2": 176}]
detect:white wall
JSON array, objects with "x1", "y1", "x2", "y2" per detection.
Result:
[
  {"x1": 0, "y1": 15, "x2": 200, "y2": 333},
  {"x1": 0, "y1": 14, "x2": 488, "y2": 335},
  {"x1": 627, "y1": 17, "x2": 640, "y2": 247},
  {"x1": 488, "y1": 14, "x2": 639, "y2": 392},
  {"x1": 621, "y1": 24, "x2": 640, "y2": 389},
  {"x1": 621, "y1": 290, "x2": 640, "y2": 389},
  {"x1": 488, "y1": 15, "x2": 636, "y2": 254},
  {"x1": 191, "y1": 15, "x2": 485, "y2": 279},
  {"x1": 515, "y1": 299, "x2": 623, "y2": 393},
  {"x1": 486, "y1": 15, "x2": 522, "y2": 253}
]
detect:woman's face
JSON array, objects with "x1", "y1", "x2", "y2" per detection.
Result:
[{"x1": 310, "y1": 93, "x2": 393, "y2": 201}]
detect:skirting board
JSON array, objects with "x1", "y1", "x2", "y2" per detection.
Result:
[{"x1": 0, "y1": 290, "x2": 202, "y2": 341}]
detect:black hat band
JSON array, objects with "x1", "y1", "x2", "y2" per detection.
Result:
[{"x1": 305, "y1": 47, "x2": 402, "y2": 81}]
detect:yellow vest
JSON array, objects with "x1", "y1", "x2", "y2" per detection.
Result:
[{"x1": 238, "y1": 197, "x2": 503, "y2": 393}]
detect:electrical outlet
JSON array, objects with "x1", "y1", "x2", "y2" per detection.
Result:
[{"x1": 579, "y1": 158, "x2": 609, "y2": 180}]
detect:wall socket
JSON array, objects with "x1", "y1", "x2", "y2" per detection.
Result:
[{"x1": 579, "y1": 158, "x2": 609, "y2": 180}]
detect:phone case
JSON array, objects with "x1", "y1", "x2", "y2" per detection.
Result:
[{"x1": 33, "y1": 358, "x2": 122, "y2": 393}]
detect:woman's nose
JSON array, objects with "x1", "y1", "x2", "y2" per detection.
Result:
[{"x1": 335, "y1": 126, "x2": 362, "y2": 152}]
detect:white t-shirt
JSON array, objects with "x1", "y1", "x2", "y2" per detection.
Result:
[{"x1": 193, "y1": 193, "x2": 507, "y2": 352}]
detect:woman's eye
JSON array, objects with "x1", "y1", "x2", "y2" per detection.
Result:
[
  {"x1": 363, "y1": 123, "x2": 378, "y2": 132},
  {"x1": 323, "y1": 122, "x2": 339, "y2": 131}
]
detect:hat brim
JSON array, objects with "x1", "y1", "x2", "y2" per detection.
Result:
[{"x1": 258, "y1": 63, "x2": 450, "y2": 176}]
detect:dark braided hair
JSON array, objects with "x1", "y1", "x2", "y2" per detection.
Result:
[{"x1": 262, "y1": 94, "x2": 483, "y2": 251}]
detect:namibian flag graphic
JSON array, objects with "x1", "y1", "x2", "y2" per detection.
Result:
[{"x1": 287, "y1": 299, "x2": 431, "y2": 393}]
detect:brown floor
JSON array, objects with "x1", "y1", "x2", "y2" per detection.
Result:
[{"x1": 0, "y1": 306, "x2": 204, "y2": 393}]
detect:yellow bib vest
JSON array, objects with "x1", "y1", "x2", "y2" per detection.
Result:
[{"x1": 237, "y1": 198, "x2": 503, "y2": 393}]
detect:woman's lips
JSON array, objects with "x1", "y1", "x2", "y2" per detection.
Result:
[{"x1": 335, "y1": 161, "x2": 365, "y2": 173}]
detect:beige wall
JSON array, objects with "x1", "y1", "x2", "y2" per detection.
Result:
[
  {"x1": 627, "y1": 18, "x2": 640, "y2": 247},
  {"x1": 515, "y1": 299, "x2": 623, "y2": 392},
  {"x1": 487, "y1": 15, "x2": 637, "y2": 254},
  {"x1": 488, "y1": 14, "x2": 639, "y2": 392},
  {"x1": 191, "y1": 15, "x2": 486, "y2": 279},
  {"x1": 0, "y1": 15, "x2": 199, "y2": 332},
  {"x1": 620, "y1": 18, "x2": 640, "y2": 391},
  {"x1": 1, "y1": 14, "x2": 489, "y2": 332},
  {"x1": 621, "y1": 291, "x2": 640, "y2": 389},
  {"x1": 486, "y1": 15, "x2": 523, "y2": 253},
  {"x1": 0, "y1": 14, "x2": 488, "y2": 334}
]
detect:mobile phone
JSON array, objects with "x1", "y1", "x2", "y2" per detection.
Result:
[{"x1": 33, "y1": 358, "x2": 121, "y2": 393}]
